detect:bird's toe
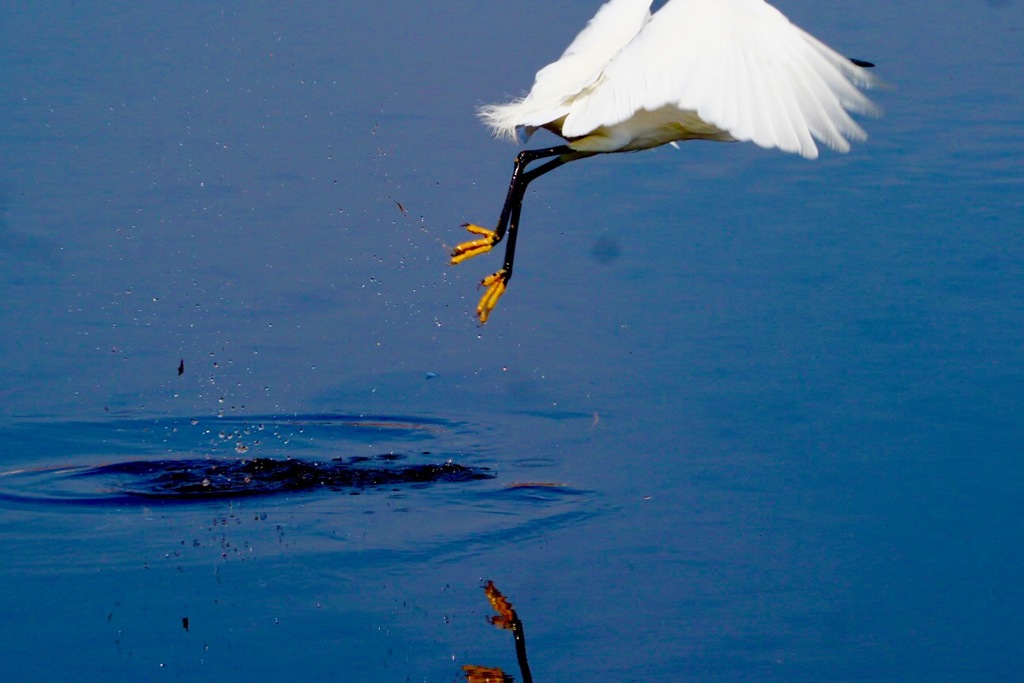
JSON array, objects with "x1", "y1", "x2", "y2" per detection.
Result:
[
  {"x1": 476, "y1": 270, "x2": 508, "y2": 324},
  {"x1": 451, "y1": 223, "x2": 499, "y2": 265}
]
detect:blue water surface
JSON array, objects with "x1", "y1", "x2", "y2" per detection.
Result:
[{"x1": 2, "y1": 1, "x2": 1022, "y2": 681}]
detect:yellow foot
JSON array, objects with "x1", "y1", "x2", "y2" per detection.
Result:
[
  {"x1": 451, "y1": 223, "x2": 498, "y2": 265},
  {"x1": 476, "y1": 270, "x2": 508, "y2": 324}
]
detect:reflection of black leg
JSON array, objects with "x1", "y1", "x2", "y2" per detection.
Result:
[
  {"x1": 470, "y1": 581, "x2": 535, "y2": 683},
  {"x1": 511, "y1": 619, "x2": 533, "y2": 683}
]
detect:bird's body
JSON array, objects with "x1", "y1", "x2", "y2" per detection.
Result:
[{"x1": 452, "y1": 0, "x2": 879, "y2": 322}]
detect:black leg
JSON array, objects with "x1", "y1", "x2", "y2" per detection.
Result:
[
  {"x1": 490, "y1": 145, "x2": 574, "y2": 246},
  {"x1": 499, "y1": 154, "x2": 576, "y2": 280},
  {"x1": 452, "y1": 144, "x2": 594, "y2": 322}
]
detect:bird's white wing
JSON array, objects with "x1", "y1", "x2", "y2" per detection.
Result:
[
  {"x1": 480, "y1": 0, "x2": 653, "y2": 139},
  {"x1": 561, "y1": 0, "x2": 879, "y2": 158},
  {"x1": 526, "y1": 0, "x2": 653, "y2": 108}
]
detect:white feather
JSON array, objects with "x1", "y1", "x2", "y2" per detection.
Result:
[
  {"x1": 479, "y1": 0, "x2": 879, "y2": 159},
  {"x1": 479, "y1": 0, "x2": 652, "y2": 141}
]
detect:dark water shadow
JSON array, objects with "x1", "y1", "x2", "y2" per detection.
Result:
[
  {"x1": 91, "y1": 454, "x2": 491, "y2": 498},
  {"x1": 0, "y1": 413, "x2": 494, "y2": 507},
  {"x1": 0, "y1": 454, "x2": 493, "y2": 507}
]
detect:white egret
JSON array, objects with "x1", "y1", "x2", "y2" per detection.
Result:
[{"x1": 451, "y1": 0, "x2": 880, "y2": 323}]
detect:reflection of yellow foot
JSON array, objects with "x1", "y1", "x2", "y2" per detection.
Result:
[
  {"x1": 451, "y1": 223, "x2": 498, "y2": 264},
  {"x1": 476, "y1": 270, "x2": 508, "y2": 324}
]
